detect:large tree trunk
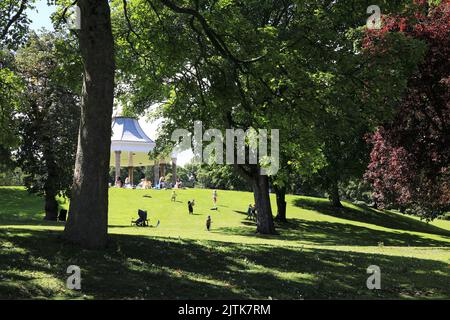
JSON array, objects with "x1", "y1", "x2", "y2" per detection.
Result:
[
  {"x1": 329, "y1": 178, "x2": 343, "y2": 208},
  {"x1": 274, "y1": 185, "x2": 287, "y2": 222},
  {"x1": 252, "y1": 171, "x2": 276, "y2": 234},
  {"x1": 64, "y1": 0, "x2": 115, "y2": 249},
  {"x1": 44, "y1": 191, "x2": 58, "y2": 221}
]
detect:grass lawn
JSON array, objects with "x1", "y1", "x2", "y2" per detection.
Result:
[{"x1": 0, "y1": 186, "x2": 449, "y2": 299}]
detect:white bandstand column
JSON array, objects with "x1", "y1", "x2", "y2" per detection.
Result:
[
  {"x1": 128, "y1": 152, "x2": 134, "y2": 186},
  {"x1": 153, "y1": 160, "x2": 160, "y2": 187},
  {"x1": 172, "y1": 157, "x2": 177, "y2": 183},
  {"x1": 115, "y1": 150, "x2": 121, "y2": 180}
]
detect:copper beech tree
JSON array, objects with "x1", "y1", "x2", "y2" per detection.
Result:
[{"x1": 365, "y1": 1, "x2": 450, "y2": 220}]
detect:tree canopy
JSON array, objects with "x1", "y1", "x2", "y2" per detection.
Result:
[
  {"x1": 109, "y1": 0, "x2": 428, "y2": 229},
  {"x1": 365, "y1": 1, "x2": 450, "y2": 220},
  {"x1": 15, "y1": 32, "x2": 82, "y2": 220}
]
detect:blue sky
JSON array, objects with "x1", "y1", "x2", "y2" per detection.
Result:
[{"x1": 26, "y1": 0, "x2": 56, "y2": 31}]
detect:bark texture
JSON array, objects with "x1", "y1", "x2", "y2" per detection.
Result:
[
  {"x1": 44, "y1": 191, "x2": 58, "y2": 221},
  {"x1": 252, "y1": 170, "x2": 276, "y2": 234},
  {"x1": 329, "y1": 178, "x2": 343, "y2": 208},
  {"x1": 64, "y1": 0, "x2": 115, "y2": 248},
  {"x1": 274, "y1": 185, "x2": 287, "y2": 222}
]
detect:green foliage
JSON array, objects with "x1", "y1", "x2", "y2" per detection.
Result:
[
  {"x1": 0, "y1": 62, "x2": 23, "y2": 167},
  {"x1": 15, "y1": 32, "x2": 82, "y2": 199},
  {"x1": 194, "y1": 163, "x2": 251, "y2": 191},
  {"x1": 0, "y1": 167, "x2": 24, "y2": 186},
  {"x1": 293, "y1": 3, "x2": 427, "y2": 203},
  {"x1": 340, "y1": 179, "x2": 374, "y2": 204},
  {"x1": 0, "y1": 48, "x2": 24, "y2": 165},
  {"x1": 110, "y1": 1, "x2": 425, "y2": 193},
  {"x1": 0, "y1": 0, "x2": 34, "y2": 50}
]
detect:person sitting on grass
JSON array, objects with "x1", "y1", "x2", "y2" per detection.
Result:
[
  {"x1": 142, "y1": 178, "x2": 151, "y2": 189},
  {"x1": 137, "y1": 178, "x2": 146, "y2": 189},
  {"x1": 188, "y1": 200, "x2": 194, "y2": 215},
  {"x1": 115, "y1": 176, "x2": 123, "y2": 188},
  {"x1": 206, "y1": 216, "x2": 212, "y2": 231},
  {"x1": 171, "y1": 190, "x2": 177, "y2": 202}
]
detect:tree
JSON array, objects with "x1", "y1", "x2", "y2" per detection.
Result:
[
  {"x1": 365, "y1": 1, "x2": 450, "y2": 220},
  {"x1": 0, "y1": 56, "x2": 23, "y2": 169},
  {"x1": 15, "y1": 32, "x2": 81, "y2": 220},
  {"x1": 0, "y1": 0, "x2": 33, "y2": 171},
  {"x1": 63, "y1": 0, "x2": 116, "y2": 248},
  {"x1": 111, "y1": 0, "x2": 425, "y2": 229},
  {"x1": 111, "y1": 0, "x2": 303, "y2": 234},
  {"x1": 271, "y1": 137, "x2": 326, "y2": 222},
  {"x1": 0, "y1": 0, "x2": 116, "y2": 247},
  {"x1": 0, "y1": 0, "x2": 33, "y2": 49},
  {"x1": 289, "y1": 0, "x2": 428, "y2": 208}
]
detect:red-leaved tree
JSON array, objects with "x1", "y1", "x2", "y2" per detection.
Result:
[{"x1": 364, "y1": 1, "x2": 450, "y2": 220}]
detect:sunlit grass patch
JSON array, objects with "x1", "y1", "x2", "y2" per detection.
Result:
[{"x1": 0, "y1": 187, "x2": 449, "y2": 299}]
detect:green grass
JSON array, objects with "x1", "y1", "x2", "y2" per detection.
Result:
[{"x1": 0, "y1": 186, "x2": 449, "y2": 299}]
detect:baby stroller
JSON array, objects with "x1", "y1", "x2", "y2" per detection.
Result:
[{"x1": 131, "y1": 209, "x2": 149, "y2": 227}]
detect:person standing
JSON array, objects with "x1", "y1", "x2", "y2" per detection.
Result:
[
  {"x1": 246, "y1": 204, "x2": 253, "y2": 220},
  {"x1": 212, "y1": 189, "x2": 218, "y2": 209},
  {"x1": 159, "y1": 176, "x2": 165, "y2": 189},
  {"x1": 206, "y1": 216, "x2": 212, "y2": 231},
  {"x1": 188, "y1": 201, "x2": 194, "y2": 215}
]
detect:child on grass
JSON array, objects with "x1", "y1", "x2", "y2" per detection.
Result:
[
  {"x1": 246, "y1": 204, "x2": 253, "y2": 220},
  {"x1": 206, "y1": 216, "x2": 212, "y2": 231}
]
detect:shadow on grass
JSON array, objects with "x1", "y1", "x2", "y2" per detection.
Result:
[
  {"x1": 216, "y1": 219, "x2": 450, "y2": 246},
  {"x1": 293, "y1": 198, "x2": 450, "y2": 237},
  {"x1": 0, "y1": 188, "x2": 64, "y2": 227},
  {"x1": 0, "y1": 228, "x2": 449, "y2": 299},
  {"x1": 223, "y1": 207, "x2": 450, "y2": 246}
]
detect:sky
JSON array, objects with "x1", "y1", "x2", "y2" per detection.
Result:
[
  {"x1": 26, "y1": 0, "x2": 55, "y2": 32},
  {"x1": 25, "y1": 0, "x2": 194, "y2": 166}
]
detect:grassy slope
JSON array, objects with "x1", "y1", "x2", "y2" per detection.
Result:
[{"x1": 0, "y1": 186, "x2": 449, "y2": 299}]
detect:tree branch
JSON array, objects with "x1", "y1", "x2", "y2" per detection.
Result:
[
  {"x1": 155, "y1": 0, "x2": 264, "y2": 65},
  {"x1": 0, "y1": 0, "x2": 28, "y2": 41},
  {"x1": 55, "y1": 0, "x2": 79, "y2": 30}
]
